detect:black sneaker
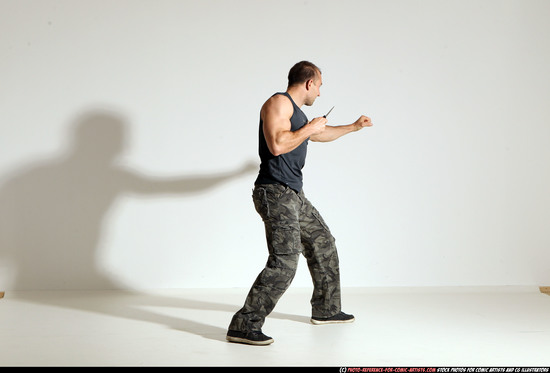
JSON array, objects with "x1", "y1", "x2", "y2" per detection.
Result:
[
  {"x1": 311, "y1": 311, "x2": 355, "y2": 325},
  {"x1": 226, "y1": 330, "x2": 274, "y2": 346}
]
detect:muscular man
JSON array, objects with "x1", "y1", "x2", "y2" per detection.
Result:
[{"x1": 227, "y1": 61, "x2": 373, "y2": 345}]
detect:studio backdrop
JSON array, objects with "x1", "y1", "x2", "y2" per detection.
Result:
[{"x1": 1, "y1": 0, "x2": 549, "y2": 290}]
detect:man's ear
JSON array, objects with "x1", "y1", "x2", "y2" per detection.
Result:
[{"x1": 305, "y1": 79, "x2": 313, "y2": 90}]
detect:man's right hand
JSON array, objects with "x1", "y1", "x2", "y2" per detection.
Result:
[{"x1": 308, "y1": 117, "x2": 327, "y2": 136}]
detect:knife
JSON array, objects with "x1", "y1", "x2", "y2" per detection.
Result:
[{"x1": 323, "y1": 106, "x2": 334, "y2": 118}]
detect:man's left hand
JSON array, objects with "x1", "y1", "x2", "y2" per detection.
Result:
[{"x1": 353, "y1": 115, "x2": 373, "y2": 131}]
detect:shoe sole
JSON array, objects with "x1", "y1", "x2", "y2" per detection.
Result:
[
  {"x1": 310, "y1": 317, "x2": 355, "y2": 325},
  {"x1": 226, "y1": 335, "x2": 274, "y2": 346}
]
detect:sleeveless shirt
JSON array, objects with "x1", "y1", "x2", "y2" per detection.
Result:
[{"x1": 255, "y1": 92, "x2": 309, "y2": 192}]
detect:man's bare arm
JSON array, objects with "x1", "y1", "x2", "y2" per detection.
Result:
[
  {"x1": 310, "y1": 115, "x2": 373, "y2": 143},
  {"x1": 262, "y1": 95, "x2": 327, "y2": 156}
]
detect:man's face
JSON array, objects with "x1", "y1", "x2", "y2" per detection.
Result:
[{"x1": 305, "y1": 72, "x2": 322, "y2": 106}]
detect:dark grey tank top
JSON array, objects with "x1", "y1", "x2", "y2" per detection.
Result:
[{"x1": 255, "y1": 92, "x2": 309, "y2": 192}]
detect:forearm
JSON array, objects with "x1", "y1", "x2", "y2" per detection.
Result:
[
  {"x1": 267, "y1": 123, "x2": 318, "y2": 156},
  {"x1": 311, "y1": 115, "x2": 373, "y2": 142},
  {"x1": 310, "y1": 124, "x2": 358, "y2": 143}
]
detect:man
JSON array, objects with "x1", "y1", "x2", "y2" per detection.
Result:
[{"x1": 227, "y1": 61, "x2": 373, "y2": 345}]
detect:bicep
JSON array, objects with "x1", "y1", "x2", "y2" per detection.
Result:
[{"x1": 261, "y1": 97, "x2": 293, "y2": 154}]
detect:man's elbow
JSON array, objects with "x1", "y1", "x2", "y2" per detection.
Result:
[
  {"x1": 270, "y1": 148, "x2": 284, "y2": 157},
  {"x1": 268, "y1": 143, "x2": 284, "y2": 157}
]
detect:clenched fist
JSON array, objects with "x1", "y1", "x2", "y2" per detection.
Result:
[
  {"x1": 308, "y1": 116, "x2": 328, "y2": 136},
  {"x1": 353, "y1": 115, "x2": 373, "y2": 131}
]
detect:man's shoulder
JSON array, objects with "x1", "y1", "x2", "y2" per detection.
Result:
[{"x1": 262, "y1": 93, "x2": 293, "y2": 115}]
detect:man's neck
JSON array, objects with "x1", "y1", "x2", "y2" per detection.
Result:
[{"x1": 286, "y1": 86, "x2": 306, "y2": 108}]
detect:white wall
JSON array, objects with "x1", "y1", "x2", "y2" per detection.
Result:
[{"x1": 1, "y1": 0, "x2": 549, "y2": 290}]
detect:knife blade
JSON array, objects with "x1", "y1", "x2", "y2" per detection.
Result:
[{"x1": 323, "y1": 106, "x2": 334, "y2": 118}]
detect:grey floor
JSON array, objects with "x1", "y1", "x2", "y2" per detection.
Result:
[{"x1": 1, "y1": 287, "x2": 549, "y2": 366}]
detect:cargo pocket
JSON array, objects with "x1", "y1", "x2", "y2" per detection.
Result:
[
  {"x1": 268, "y1": 224, "x2": 302, "y2": 256},
  {"x1": 266, "y1": 224, "x2": 302, "y2": 272}
]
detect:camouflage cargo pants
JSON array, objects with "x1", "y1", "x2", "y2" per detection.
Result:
[{"x1": 228, "y1": 183, "x2": 341, "y2": 332}]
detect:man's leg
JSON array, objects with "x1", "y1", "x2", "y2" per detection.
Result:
[
  {"x1": 298, "y1": 190, "x2": 353, "y2": 323},
  {"x1": 227, "y1": 185, "x2": 302, "y2": 344}
]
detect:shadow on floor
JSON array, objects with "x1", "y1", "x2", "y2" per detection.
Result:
[{"x1": 12, "y1": 289, "x2": 311, "y2": 342}]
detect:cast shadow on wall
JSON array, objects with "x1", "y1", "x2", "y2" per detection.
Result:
[
  {"x1": 0, "y1": 110, "x2": 308, "y2": 341},
  {"x1": 0, "y1": 110, "x2": 256, "y2": 290}
]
